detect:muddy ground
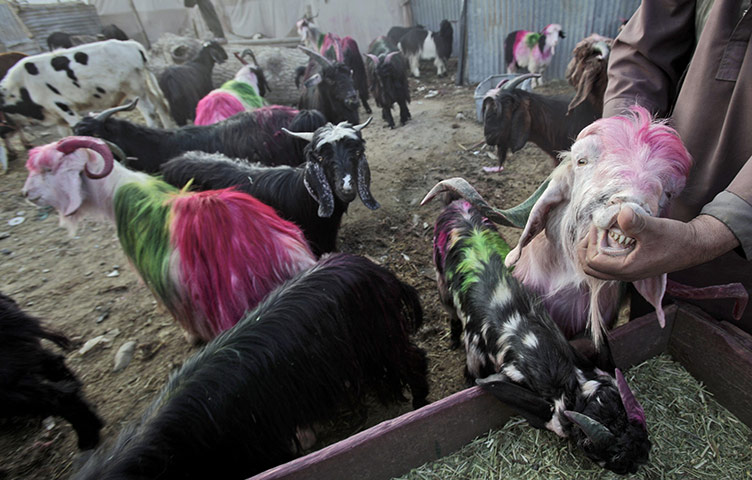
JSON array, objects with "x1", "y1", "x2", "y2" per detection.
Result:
[{"x1": 0, "y1": 58, "x2": 564, "y2": 479}]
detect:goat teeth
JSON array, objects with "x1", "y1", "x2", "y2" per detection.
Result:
[{"x1": 608, "y1": 230, "x2": 635, "y2": 247}]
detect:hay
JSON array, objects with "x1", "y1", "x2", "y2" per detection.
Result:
[{"x1": 395, "y1": 355, "x2": 752, "y2": 480}]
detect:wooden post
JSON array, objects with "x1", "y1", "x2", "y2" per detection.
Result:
[{"x1": 669, "y1": 303, "x2": 752, "y2": 428}]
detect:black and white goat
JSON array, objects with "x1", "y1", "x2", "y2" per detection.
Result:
[
  {"x1": 158, "y1": 40, "x2": 228, "y2": 126},
  {"x1": 0, "y1": 292, "x2": 103, "y2": 450},
  {"x1": 394, "y1": 20, "x2": 453, "y2": 77},
  {"x1": 73, "y1": 99, "x2": 326, "y2": 173},
  {"x1": 481, "y1": 73, "x2": 600, "y2": 171},
  {"x1": 161, "y1": 118, "x2": 378, "y2": 256},
  {"x1": 429, "y1": 199, "x2": 650, "y2": 475},
  {"x1": 71, "y1": 253, "x2": 429, "y2": 479},
  {"x1": 366, "y1": 36, "x2": 411, "y2": 129},
  {"x1": 297, "y1": 46, "x2": 360, "y2": 125}
]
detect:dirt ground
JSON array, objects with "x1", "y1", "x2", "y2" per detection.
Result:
[{"x1": 0, "y1": 58, "x2": 565, "y2": 479}]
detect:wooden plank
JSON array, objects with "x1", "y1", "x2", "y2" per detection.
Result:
[
  {"x1": 250, "y1": 386, "x2": 514, "y2": 480},
  {"x1": 668, "y1": 303, "x2": 752, "y2": 428},
  {"x1": 608, "y1": 304, "x2": 676, "y2": 369}
]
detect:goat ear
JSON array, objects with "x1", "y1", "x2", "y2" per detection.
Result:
[
  {"x1": 633, "y1": 274, "x2": 668, "y2": 328},
  {"x1": 506, "y1": 162, "x2": 573, "y2": 267},
  {"x1": 509, "y1": 101, "x2": 531, "y2": 152},
  {"x1": 303, "y1": 73, "x2": 322, "y2": 88},
  {"x1": 355, "y1": 154, "x2": 380, "y2": 210},
  {"x1": 477, "y1": 376, "x2": 553, "y2": 430},
  {"x1": 303, "y1": 160, "x2": 335, "y2": 218},
  {"x1": 254, "y1": 68, "x2": 271, "y2": 96}
]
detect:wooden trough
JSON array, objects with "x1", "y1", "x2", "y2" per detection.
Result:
[{"x1": 250, "y1": 302, "x2": 752, "y2": 480}]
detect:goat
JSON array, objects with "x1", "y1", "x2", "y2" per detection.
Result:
[
  {"x1": 386, "y1": 25, "x2": 424, "y2": 46},
  {"x1": 429, "y1": 199, "x2": 650, "y2": 474},
  {"x1": 297, "y1": 16, "x2": 371, "y2": 114},
  {"x1": 366, "y1": 36, "x2": 411, "y2": 129},
  {"x1": 395, "y1": 20, "x2": 453, "y2": 77},
  {"x1": 22, "y1": 137, "x2": 316, "y2": 343},
  {"x1": 161, "y1": 118, "x2": 379, "y2": 256},
  {"x1": 0, "y1": 292, "x2": 103, "y2": 450},
  {"x1": 194, "y1": 49, "x2": 270, "y2": 126},
  {"x1": 481, "y1": 73, "x2": 600, "y2": 172},
  {"x1": 158, "y1": 40, "x2": 228, "y2": 126},
  {"x1": 71, "y1": 252, "x2": 428, "y2": 479},
  {"x1": 0, "y1": 51, "x2": 28, "y2": 174},
  {"x1": 505, "y1": 24, "x2": 565, "y2": 88},
  {"x1": 297, "y1": 45, "x2": 360, "y2": 125},
  {"x1": 565, "y1": 34, "x2": 612, "y2": 116},
  {"x1": 74, "y1": 100, "x2": 326, "y2": 173},
  {"x1": 0, "y1": 40, "x2": 174, "y2": 137},
  {"x1": 423, "y1": 106, "x2": 693, "y2": 349},
  {"x1": 47, "y1": 24, "x2": 129, "y2": 51}
]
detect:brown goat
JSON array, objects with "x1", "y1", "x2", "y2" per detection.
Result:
[{"x1": 565, "y1": 34, "x2": 612, "y2": 116}]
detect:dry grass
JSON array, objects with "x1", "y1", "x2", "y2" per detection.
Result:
[{"x1": 395, "y1": 354, "x2": 752, "y2": 480}]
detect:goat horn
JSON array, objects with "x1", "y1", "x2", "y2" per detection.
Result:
[
  {"x1": 366, "y1": 53, "x2": 380, "y2": 65},
  {"x1": 298, "y1": 45, "x2": 333, "y2": 67},
  {"x1": 56, "y1": 136, "x2": 114, "y2": 179},
  {"x1": 502, "y1": 73, "x2": 540, "y2": 90},
  {"x1": 385, "y1": 51, "x2": 400, "y2": 63},
  {"x1": 241, "y1": 48, "x2": 258, "y2": 65},
  {"x1": 593, "y1": 41, "x2": 611, "y2": 60},
  {"x1": 615, "y1": 369, "x2": 647, "y2": 430},
  {"x1": 233, "y1": 51, "x2": 248, "y2": 65},
  {"x1": 94, "y1": 98, "x2": 139, "y2": 121},
  {"x1": 102, "y1": 140, "x2": 127, "y2": 165},
  {"x1": 421, "y1": 177, "x2": 549, "y2": 228},
  {"x1": 352, "y1": 117, "x2": 372, "y2": 132},
  {"x1": 281, "y1": 127, "x2": 314, "y2": 143},
  {"x1": 563, "y1": 410, "x2": 615, "y2": 447}
]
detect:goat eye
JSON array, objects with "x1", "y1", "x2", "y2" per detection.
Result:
[{"x1": 576, "y1": 157, "x2": 588, "y2": 166}]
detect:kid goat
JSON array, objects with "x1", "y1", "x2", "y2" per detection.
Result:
[
  {"x1": 22, "y1": 137, "x2": 315, "y2": 342},
  {"x1": 428, "y1": 198, "x2": 650, "y2": 474}
]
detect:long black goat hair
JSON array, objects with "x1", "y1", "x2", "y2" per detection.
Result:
[
  {"x1": 73, "y1": 103, "x2": 326, "y2": 173},
  {"x1": 0, "y1": 292, "x2": 103, "y2": 450},
  {"x1": 72, "y1": 253, "x2": 429, "y2": 480}
]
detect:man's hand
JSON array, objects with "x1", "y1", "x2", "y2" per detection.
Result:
[{"x1": 578, "y1": 206, "x2": 739, "y2": 281}]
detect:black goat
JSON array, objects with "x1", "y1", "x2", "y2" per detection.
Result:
[
  {"x1": 366, "y1": 36, "x2": 411, "y2": 129},
  {"x1": 161, "y1": 118, "x2": 379, "y2": 256},
  {"x1": 73, "y1": 100, "x2": 326, "y2": 173},
  {"x1": 386, "y1": 25, "x2": 423, "y2": 45},
  {"x1": 158, "y1": 40, "x2": 228, "y2": 126},
  {"x1": 297, "y1": 46, "x2": 360, "y2": 125},
  {"x1": 482, "y1": 73, "x2": 600, "y2": 171},
  {"x1": 0, "y1": 292, "x2": 103, "y2": 450},
  {"x1": 72, "y1": 253, "x2": 428, "y2": 479},
  {"x1": 395, "y1": 20, "x2": 453, "y2": 77},
  {"x1": 46, "y1": 25, "x2": 129, "y2": 51},
  {"x1": 429, "y1": 199, "x2": 650, "y2": 475}
]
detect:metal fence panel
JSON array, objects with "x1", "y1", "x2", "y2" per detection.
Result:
[
  {"x1": 0, "y1": 3, "x2": 40, "y2": 53},
  {"x1": 15, "y1": 1, "x2": 102, "y2": 51},
  {"x1": 462, "y1": 0, "x2": 640, "y2": 84}
]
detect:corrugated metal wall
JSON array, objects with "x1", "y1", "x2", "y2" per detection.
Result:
[
  {"x1": 0, "y1": 1, "x2": 103, "y2": 54},
  {"x1": 0, "y1": 3, "x2": 38, "y2": 53},
  {"x1": 412, "y1": 0, "x2": 641, "y2": 84},
  {"x1": 409, "y1": 0, "x2": 462, "y2": 58}
]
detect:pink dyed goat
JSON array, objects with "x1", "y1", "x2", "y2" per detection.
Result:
[
  {"x1": 505, "y1": 24, "x2": 565, "y2": 88},
  {"x1": 194, "y1": 49, "x2": 270, "y2": 126},
  {"x1": 22, "y1": 137, "x2": 316, "y2": 342},
  {"x1": 424, "y1": 106, "x2": 692, "y2": 348}
]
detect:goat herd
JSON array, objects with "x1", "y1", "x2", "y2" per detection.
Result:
[{"x1": 0, "y1": 17, "x2": 709, "y2": 479}]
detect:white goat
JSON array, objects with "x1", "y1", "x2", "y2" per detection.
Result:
[{"x1": 0, "y1": 40, "x2": 174, "y2": 137}]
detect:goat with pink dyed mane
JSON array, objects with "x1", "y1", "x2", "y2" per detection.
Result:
[
  {"x1": 22, "y1": 137, "x2": 316, "y2": 342},
  {"x1": 194, "y1": 49, "x2": 270, "y2": 126},
  {"x1": 505, "y1": 24, "x2": 565, "y2": 88},
  {"x1": 424, "y1": 106, "x2": 697, "y2": 349}
]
